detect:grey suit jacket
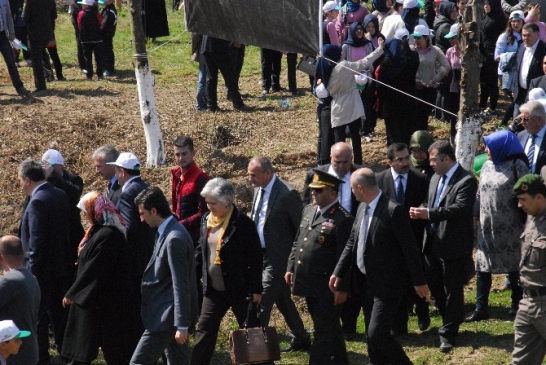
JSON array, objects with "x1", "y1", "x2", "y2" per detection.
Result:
[
  {"x1": 252, "y1": 176, "x2": 302, "y2": 278},
  {"x1": 141, "y1": 217, "x2": 198, "y2": 332}
]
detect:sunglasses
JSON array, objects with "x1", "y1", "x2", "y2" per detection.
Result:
[{"x1": 311, "y1": 188, "x2": 325, "y2": 193}]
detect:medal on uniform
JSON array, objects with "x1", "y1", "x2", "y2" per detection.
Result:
[{"x1": 317, "y1": 236, "x2": 325, "y2": 244}]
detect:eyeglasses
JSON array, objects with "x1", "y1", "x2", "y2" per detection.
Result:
[{"x1": 521, "y1": 116, "x2": 534, "y2": 122}]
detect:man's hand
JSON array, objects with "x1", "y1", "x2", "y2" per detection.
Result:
[
  {"x1": 409, "y1": 207, "x2": 428, "y2": 220},
  {"x1": 175, "y1": 329, "x2": 188, "y2": 344},
  {"x1": 62, "y1": 297, "x2": 73, "y2": 308},
  {"x1": 414, "y1": 284, "x2": 430, "y2": 299},
  {"x1": 252, "y1": 294, "x2": 262, "y2": 303},
  {"x1": 284, "y1": 272, "x2": 293, "y2": 286},
  {"x1": 334, "y1": 291, "x2": 348, "y2": 305},
  {"x1": 8, "y1": 34, "x2": 14, "y2": 42},
  {"x1": 329, "y1": 275, "x2": 341, "y2": 293}
]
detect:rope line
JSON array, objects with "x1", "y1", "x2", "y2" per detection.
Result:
[{"x1": 323, "y1": 56, "x2": 458, "y2": 118}]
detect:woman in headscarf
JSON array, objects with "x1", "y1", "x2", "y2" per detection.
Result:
[
  {"x1": 318, "y1": 41, "x2": 385, "y2": 165},
  {"x1": 372, "y1": 0, "x2": 393, "y2": 30},
  {"x1": 401, "y1": 0, "x2": 421, "y2": 34},
  {"x1": 465, "y1": 130, "x2": 528, "y2": 322},
  {"x1": 479, "y1": 0, "x2": 507, "y2": 116},
  {"x1": 336, "y1": 0, "x2": 369, "y2": 42},
  {"x1": 364, "y1": 13, "x2": 386, "y2": 48},
  {"x1": 377, "y1": 37, "x2": 420, "y2": 145},
  {"x1": 62, "y1": 191, "x2": 136, "y2": 365},
  {"x1": 190, "y1": 178, "x2": 263, "y2": 365},
  {"x1": 433, "y1": 2, "x2": 458, "y2": 54}
]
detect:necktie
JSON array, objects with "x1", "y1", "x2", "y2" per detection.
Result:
[
  {"x1": 433, "y1": 175, "x2": 447, "y2": 208},
  {"x1": 396, "y1": 175, "x2": 405, "y2": 204},
  {"x1": 527, "y1": 134, "x2": 537, "y2": 172},
  {"x1": 357, "y1": 205, "x2": 370, "y2": 274},
  {"x1": 252, "y1": 188, "x2": 265, "y2": 226},
  {"x1": 337, "y1": 174, "x2": 344, "y2": 204},
  {"x1": 313, "y1": 208, "x2": 321, "y2": 223}
]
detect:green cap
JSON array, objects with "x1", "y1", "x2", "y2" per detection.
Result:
[{"x1": 513, "y1": 174, "x2": 546, "y2": 196}]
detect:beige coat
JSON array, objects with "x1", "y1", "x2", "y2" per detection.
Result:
[{"x1": 327, "y1": 46, "x2": 384, "y2": 128}]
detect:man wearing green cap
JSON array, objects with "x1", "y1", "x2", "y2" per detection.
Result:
[
  {"x1": 286, "y1": 169, "x2": 354, "y2": 365},
  {"x1": 512, "y1": 173, "x2": 546, "y2": 364}
]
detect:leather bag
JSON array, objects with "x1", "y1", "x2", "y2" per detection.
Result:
[
  {"x1": 228, "y1": 302, "x2": 281, "y2": 364},
  {"x1": 297, "y1": 56, "x2": 317, "y2": 76}
]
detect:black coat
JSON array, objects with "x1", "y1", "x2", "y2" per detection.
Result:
[
  {"x1": 62, "y1": 225, "x2": 134, "y2": 363},
  {"x1": 515, "y1": 40, "x2": 546, "y2": 100},
  {"x1": 142, "y1": 0, "x2": 169, "y2": 38},
  {"x1": 23, "y1": 0, "x2": 56, "y2": 41}
]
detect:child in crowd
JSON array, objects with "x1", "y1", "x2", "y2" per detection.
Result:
[
  {"x1": 444, "y1": 23, "x2": 461, "y2": 142},
  {"x1": 525, "y1": 3, "x2": 546, "y2": 42},
  {"x1": 77, "y1": 0, "x2": 104, "y2": 80},
  {"x1": 0, "y1": 320, "x2": 31, "y2": 364},
  {"x1": 100, "y1": 0, "x2": 117, "y2": 76}
]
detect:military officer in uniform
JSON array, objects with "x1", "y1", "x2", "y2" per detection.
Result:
[
  {"x1": 512, "y1": 174, "x2": 546, "y2": 365},
  {"x1": 285, "y1": 169, "x2": 354, "y2": 365}
]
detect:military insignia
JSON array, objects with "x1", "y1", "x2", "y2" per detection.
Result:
[
  {"x1": 317, "y1": 236, "x2": 325, "y2": 244},
  {"x1": 322, "y1": 222, "x2": 334, "y2": 228},
  {"x1": 522, "y1": 183, "x2": 528, "y2": 191}
]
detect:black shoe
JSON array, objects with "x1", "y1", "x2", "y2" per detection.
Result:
[
  {"x1": 464, "y1": 310, "x2": 489, "y2": 322},
  {"x1": 343, "y1": 332, "x2": 358, "y2": 341},
  {"x1": 439, "y1": 336, "x2": 455, "y2": 353},
  {"x1": 271, "y1": 86, "x2": 284, "y2": 92},
  {"x1": 281, "y1": 341, "x2": 311, "y2": 353},
  {"x1": 390, "y1": 328, "x2": 408, "y2": 337},
  {"x1": 33, "y1": 87, "x2": 46, "y2": 94},
  {"x1": 16, "y1": 86, "x2": 29, "y2": 96},
  {"x1": 57, "y1": 76, "x2": 66, "y2": 81},
  {"x1": 207, "y1": 106, "x2": 220, "y2": 112},
  {"x1": 418, "y1": 314, "x2": 431, "y2": 331},
  {"x1": 234, "y1": 104, "x2": 253, "y2": 112},
  {"x1": 508, "y1": 308, "x2": 518, "y2": 317}
]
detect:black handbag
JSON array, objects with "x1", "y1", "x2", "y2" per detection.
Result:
[
  {"x1": 297, "y1": 56, "x2": 317, "y2": 76},
  {"x1": 228, "y1": 302, "x2": 281, "y2": 364}
]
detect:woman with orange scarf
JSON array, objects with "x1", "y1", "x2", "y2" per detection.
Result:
[
  {"x1": 191, "y1": 178, "x2": 263, "y2": 365},
  {"x1": 61, "y1": 191, "x2": 136, "y2": 365}
]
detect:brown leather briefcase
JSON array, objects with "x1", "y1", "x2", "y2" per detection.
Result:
[{"x1": 228, "y1": 302, "x2": 281, "y2": 364}]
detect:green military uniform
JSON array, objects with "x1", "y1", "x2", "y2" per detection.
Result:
[
  {"x1": 287, "y1": 198, "x2": 354, "y2": 365},
  {"x1": 512, "y1": 175, "x2": 546, "y2": 365}
]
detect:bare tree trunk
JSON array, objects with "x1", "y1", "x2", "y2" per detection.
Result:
[
  {"x1": 455, "y1": 0, "x2": 484, "y2": 172},
  {"x1": 126, "y1": 0, "x2": 166, "y2": 166}
]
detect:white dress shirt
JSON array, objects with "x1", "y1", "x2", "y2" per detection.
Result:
[
  {"x1": 519, "y1": 39, "x2": 540, "y2": 89},
  {"x1": 255, "y1": 175, "x2": 276, "y2": 248}
]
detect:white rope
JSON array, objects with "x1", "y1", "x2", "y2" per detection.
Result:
[{"x1": 323, "y1": 56, "x2": 458, "y2": 118}]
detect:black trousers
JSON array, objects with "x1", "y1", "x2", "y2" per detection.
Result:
[
  {"x1": 82, "y1": 42, "x2": 104, "y2": 79},
  {"x1": 334, "y1": 119, "x2": 362, "y2": 165},
  {"x1": 102, "y1": 36, "x2": 115, "y2": 72},
  {"x1": 286, "y1": 52, "x2": 297, "y2": 92},
  {"x1": 424, "y1": 246, "x2": 467, "y2": 340},
  {"x1": 260, "y1": 48, "x2": 282, "y2": 91},
  {"x1": 204, "y1": 52, "x2": 243, "y2": 109},
  {"x1": 414, "y1": 87, "x2": 437, "y2": 131},
  {"x1": 306, "y1": 295, "x2": 348, "y2": 365},
  {"x1": 29, "y1": 38, "x2": 48, "y2": 90},
  {"x1": 479, "y1": 56, "x2": 499, "y2": 110},
  {"x1": 317, "y1": 97, "x2": 335, "y2": 165},
  {"x1": 392, "y1": 284, "x2": 429, "y2": 332},
  {"x1": 190, "y1": 288, "x2": 259, "y2": 365},
  {"x1": 44, "y1": 47, "x2": 64, "y2": 79},
  {"x1": 339, "y1": 294, "x2": 363, "y2": 335},
  {"x1": 70, "y1": 12, "x2": 85, "y2": 69}
]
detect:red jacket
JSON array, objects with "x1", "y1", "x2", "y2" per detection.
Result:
[{"x1": 171, "y1": 162, "x2": 210, "y2": 245}]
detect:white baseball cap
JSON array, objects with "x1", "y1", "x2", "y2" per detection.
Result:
[
  {"x1": 509, "y1": 10, "x2": 525, "y2": 20},
  {"x1": 41, "y1": 149, "x2": 64, "y2": 166},
  {"x1": 77, "y1": 0, "x2": 95, "y2": 5},
  {"x1": 394, "y1": 27, "x2": 410, "y2": 40},
  {"x1": 403, "y1": 0, "x2": 418, "y2": 8},
  {"x1": 0, "y1": 320, "x2": 31, "y2": 342},
  {"x1": 412, "y1": 24, "x2": 431, "y2": 37},
  {"x1": 106, "y1": 152, "x2": 141, "y2": 171},
  {"x1": 323, "y1": 1, "x2": 342, "y2": 12},
  {"x1": 444, "y1": 23, "x2": 459, "y2": 39},
  {"x1": 529, "y1": 87, "x2": 546, "y2": 101}
]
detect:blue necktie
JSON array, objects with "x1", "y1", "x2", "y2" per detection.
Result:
[
  {"x1": 527, "y1": 134, "x2": 537, "y2": 173},
  {"x1": 434, "y1": 175, "x2": 447, "y2": 208},
  {"x1": 396, "y1": 175, "x2": 405, "y2": 204}
]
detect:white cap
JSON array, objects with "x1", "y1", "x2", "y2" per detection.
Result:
[
  {"x1": 412, "y1": 24, "x2": 431, "y2": 37},
  {"x1": 403, "y1": 0, "x2": 418, "y2": 8},
  {"x1": 394, "y1": 27, "x2": 410, "y2": 40},
  {"x1": 106, "y1": 152, "x2": 141, "y2": 171},
  {"x1": 323, "y1": 1, "x2": 342, "y2": 12},
  {"x1": 0, "y1": 320, "x2": 31, "y2": 342},
  {"x1": 444, "y1": 23, "x2": 459, "y2": 39},
  {"x1": 41, "y1": 149, "x2": 64, "y2": 166},
  {"x1": 529, "y1": 87, "x2": 546, "y2": 101},
  {"x1": 77, "y1": 0, "x2": 95, "y2": 5},
  {"x1": 509, "y1": 10, "x2": 525, "y2": 20}
]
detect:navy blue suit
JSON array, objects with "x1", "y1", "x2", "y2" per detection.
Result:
[{"x1": 20, "y1": 182, "x2": 72, "y2": 365}]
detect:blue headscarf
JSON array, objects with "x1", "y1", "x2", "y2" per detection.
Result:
[
  {"x1": 383, "y1": 38, "x2": 407, "y2": 78},
  {"x1": 344, "y1": 22, "x2": 370, "y2": 47},
  {"x1": 316, "y1": 44, "x2": 342, "y2": 88},
  {"x1": 363, "y1": 13, "x2": 380, "y2": 36},
  {"x1": 401, "y1": 7, "x2": 420, "y2": 33},
  {"x1": 373, "y1": 0, "x2": 390, "y2": 12},
  {"x1": 483, "y1": 130, "x2": 525, "y2": 165},
  {"x1": 346, "y1": 0, "x2": 361, "y2": 12},
  {"x1": 437, "y1": 1, "x2": 456, "y2": 19}
]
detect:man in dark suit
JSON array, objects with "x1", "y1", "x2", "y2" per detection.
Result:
[
  {"x1": 410, "y1": 140, "x2": 477, "y2": 352},
  {"x1": 92, "y1": 145, "x2": 121, "y2": 204},
  {"x1": 376, "y1": 143, "x2": 429, "y2": 335},
  {"x1": 330, "y1": 168, "x2": 429, "y2": 364},
  {"x1": 513, "y1": 23, "x2": 546, "y2": 118},
  {"x1": 528, "y1": 55, "x2": 546, "y2": 93},
  {"x1": 247, "y1": 156, "x2": 310, "y2": 352},
  {"x1": 18, "y1": 159, "x2": 72, "y2": 365},
  {"x1": 302, "y1": 142, "x2": 362, "y2": 337},
  {"x1": 108, "y1": 152, "x2": 155, "y2": 349},
  {"x1": 131, "y1": 187, "x2": 198, "y2": 365},
  {"x1": 517, "y1": 100, "x2": 546, "y2": 173},
  {"x1": 286, "y1": 170, "x2": 354, "y2": 365}
]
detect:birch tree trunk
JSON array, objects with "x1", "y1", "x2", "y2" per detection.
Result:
[
  {"x1": 455, "y1": 0, "x2": 484, "y2": 172},
  {"x1": 126, "y1": 0, "x2": 166, "y2": 166}
]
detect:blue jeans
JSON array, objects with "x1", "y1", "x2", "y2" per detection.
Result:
[
  {"x1": 196, "y1": 63, "x2": 207, "y2": 110},
  {"x1": 0, "y1": 32, "x2": 24, "y2": 90},
  {"x1": 476, "y1": 271, "x2": 522, "y2": 312}
]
